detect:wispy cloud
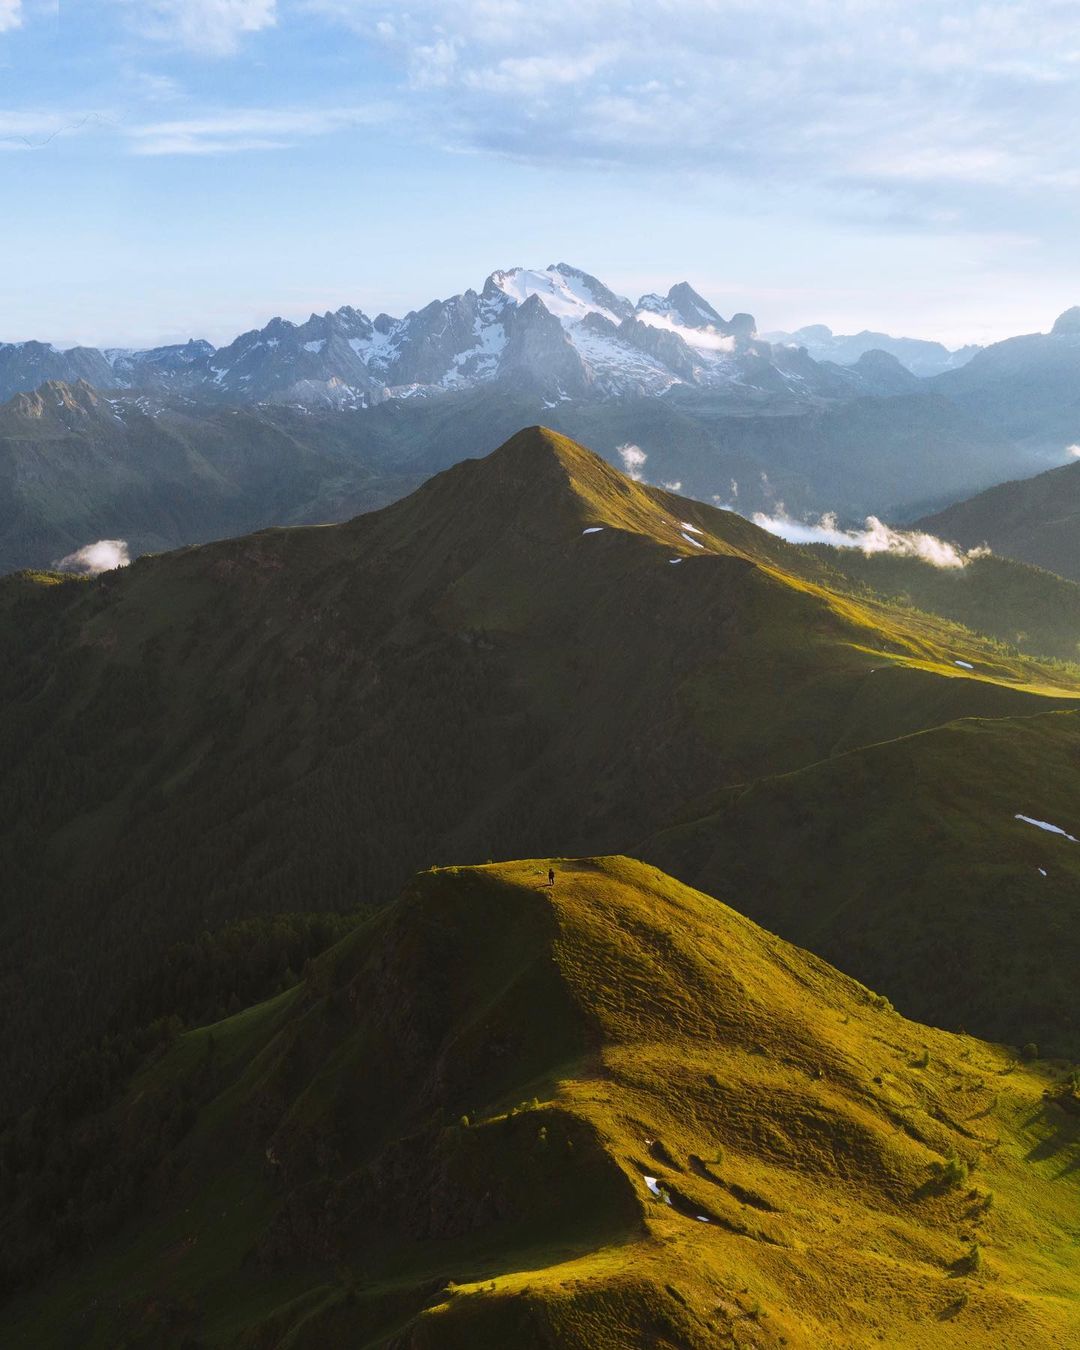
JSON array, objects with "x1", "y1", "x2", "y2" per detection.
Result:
[
  {"x1": 0, "y1": 0, "x2": 21, "y2": 34},
  {"x1": 617, "y1": 443, "x2": 647, "y2": 481},
  {"x1": 305, "y1": 0, "x2": 1080, "y2": 228},
  {"x1": 128, "y1": 71, "x2": 185, "y2": 104},
  {"x1": 126, "y1": 104, "x2": 389, "y2": 154},
  {"x1": 121, "y1": 0, "x2": 276, "y2": 56}
]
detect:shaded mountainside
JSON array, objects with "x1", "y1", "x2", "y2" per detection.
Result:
[
  {"x1": 0, "y1": 377, "x2": 1027, "y2": 575},
  {"x1": 928, "y1": 309, "x2": 1080, "y2": 453},
  {"x1": 644, "y1": 711, "x2": 1080, "y2": 1058},
  {"x1": 0, "y1": 380, "x2": 424, "y2": 573},
  {"x1": 918, "y1": 456, "x2": 1080, "y2": 584},
  {"x1": 4, "y1": 428, "x2": 1080, "y2": 1111},
  {"x1": 2, "y1": 859, "x2": 1077, "y2": 1348}
]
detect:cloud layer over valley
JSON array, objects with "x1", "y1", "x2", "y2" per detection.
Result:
[{"x1": 751, "y1": 511, "x2": 984, "y2": 569}]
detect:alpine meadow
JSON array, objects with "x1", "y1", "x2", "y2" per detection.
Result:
[{"x1": 3, "y1": 4, "x2": 1080, "y2": 1348}]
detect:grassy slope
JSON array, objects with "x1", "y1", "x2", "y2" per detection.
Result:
[
  {"x1": 3, "y1": 858, "x2": 1077, "y2": 1349},
  {"x1": 643, "y1": 709, "x2": 1080, "y2": 1056},
  {"x1": 5, "y1": 427, "x2": 1080, "y2": 1107}
]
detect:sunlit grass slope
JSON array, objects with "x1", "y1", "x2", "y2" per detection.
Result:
[
  {"x1": 814, "y1": 545, "x2": 1080, "y2": 665},
  {"x1": 4, "y1": 427, "x2": 1080, "y2": 1110},
  {"x1": 4, "y1": 858, "x2": 1077, "y2": 1348}
]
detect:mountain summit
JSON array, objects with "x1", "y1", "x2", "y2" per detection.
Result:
[{"x1": 4, "y1": 857, "x2": 1077, "y2": 1346}]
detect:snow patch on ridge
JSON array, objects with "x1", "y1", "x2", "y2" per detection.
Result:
[
  {"x1": 1015, "y1": 814, "x2": 1078, "y2": 843},
  {"x1": 643, "y1": 1176, "x2": 672, "y2": 1205}
]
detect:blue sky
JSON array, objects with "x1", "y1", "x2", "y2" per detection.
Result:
[{"x1": 2, "y1": 0, "x2": 1079, "y2": 349}]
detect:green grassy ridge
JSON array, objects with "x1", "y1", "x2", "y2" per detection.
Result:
[
  {"x1": 3, "y1": 426, "x2": 1080, "y2": 1113},
  {"x1": 643, "y1": 707, "x2": 1080, "y2": 1056},
  {"x1": 3, "y1": 858, "x2": 1077, "y2": 1347}
]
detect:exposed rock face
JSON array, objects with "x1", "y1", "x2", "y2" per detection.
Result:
[
  {"x1": 0, "y1": 341, "x2": 113, "y2": 402},
  {"x1": 499, "y1": 293, "x2": 591, "y2": 397},
  {"x1": 107, "y1": 339, "x2": 216, "y2": 389}
]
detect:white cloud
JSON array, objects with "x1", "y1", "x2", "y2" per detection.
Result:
[
  {"x1": 751, "y1": 509, "x2": 984, "y2": 569},
  {"x1": 636, "y1": 310, "x2": 736, "y2": 352},
  {"x1": 125, "y1": 0, "x2": 276, "y2": 56},
  {"x1": 54, "y1": 539, "x2": 131, "y2": 574},
  {"x1": 0, "y1": 0, "x2": 21, "y2": 34},
  {"x1": 127, "y1": 104, "x2": 388, "y2": 154},
  {"x1": 129, "y1": 72, "x2": 185, "y2": 103},
  {"x1": 617, "y1": 443, "x2": 647, "y2": 481},
  {"x1": 462, "y1": 47, "x2": 618, "y2": 95},
  {"x1": 304, "y1": 0, "x2": 1080, "y2": 228}
]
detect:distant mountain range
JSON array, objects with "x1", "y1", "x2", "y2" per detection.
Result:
[
  {"x1": 2, "y1": 269, "x2": 1079, "y2": 580},
  {"x1": 762, "y1": 322, "x2": 980, "y2": 376},
  {"x1": 0, "y1": 263, "x2": 975, "y2": 409},
  {"x1": 927, "y1": 305, "x2": 1080, "y2": 451}
]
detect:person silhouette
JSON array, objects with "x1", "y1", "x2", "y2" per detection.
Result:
[{"x1": 548, "y1": 867, "x2": 555, "y2": 887}]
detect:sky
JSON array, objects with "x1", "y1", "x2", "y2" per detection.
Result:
[{"x1": 2, "y1": 0, "x2": 1079, "y2": 349}]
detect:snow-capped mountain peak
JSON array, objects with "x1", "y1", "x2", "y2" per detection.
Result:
[
  {"x1": 0, "y1": 265, "x2": 916, "y2": 408},
  {"x1": 487, "y1": 264, "x2": 634, "y2": 329}
]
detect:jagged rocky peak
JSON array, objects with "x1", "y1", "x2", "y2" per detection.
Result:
[
  {"x1": 11, "y1": 378, "x2": 101, "y2": 418},
  {"x1": 636, "y1": 281, "x2": 755, "y2": 339},
  {"x1": 0, "y1": 264, "x2": 897, "y2": 407},
  {"x1": 665, "y1": 280, "x2": 725, "y2": 327}
]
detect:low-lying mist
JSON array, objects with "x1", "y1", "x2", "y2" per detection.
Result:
[
  {"x1": 54, "y1": 539, "x2": 131, "y2": 575},
  {"x1": 751, "y1": 510, "x2": 986, "y2": 569}
]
